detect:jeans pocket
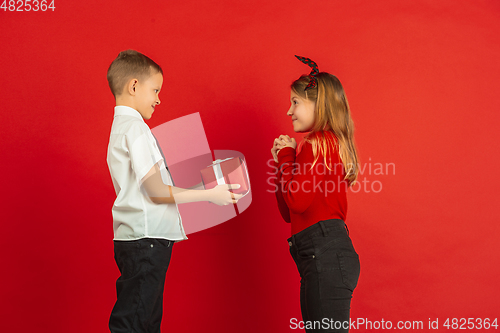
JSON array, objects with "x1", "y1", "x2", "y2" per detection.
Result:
[
  {"x1": 337, "y1": 252, "x2": 360, "y2": 291},
  {"x1": 297, "y1": 245, "x2": 315, "y2": 259}
]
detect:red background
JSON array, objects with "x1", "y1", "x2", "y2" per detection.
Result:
[{"x1": 1, "y1": 1, "x2": 499, "y2": 332}]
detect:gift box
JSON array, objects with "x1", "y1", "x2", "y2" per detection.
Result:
[{"x1": 201, "y1": 157, "x2": 250, "y2": 196}]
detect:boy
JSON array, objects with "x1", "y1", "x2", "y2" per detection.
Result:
[{"x1": 106, "y1": 50, "x2": 241, "y2": 333}]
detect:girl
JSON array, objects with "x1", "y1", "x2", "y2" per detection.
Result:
[{"x1": 272, "y1": 56, "x2": 360, "y2": 333}]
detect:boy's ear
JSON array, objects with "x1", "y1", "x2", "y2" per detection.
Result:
[{"x1": 126, "y1": 78, "x2": 139, "y2": 96}]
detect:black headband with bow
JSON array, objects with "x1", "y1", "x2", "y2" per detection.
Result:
[{"x1": 295, "y1": 55, "x2": 319, "y2": 91}]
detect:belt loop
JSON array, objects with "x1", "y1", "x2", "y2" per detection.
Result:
[
  {"x1": 319, "y1": 220, "x2": 328, "y2": 237},
  {"x1": 344, "y1": 223, "x2": 350, "y2": 236}
]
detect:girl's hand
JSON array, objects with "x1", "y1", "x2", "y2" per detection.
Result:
[
  {"x1": 271, "y1": 135, "x2": 297, "y2": 163},
  {"x1": 271, "y1": 145, "x2": 279, "y2": 163},
  {"x1": 278, "y1": 135, "x2": 297, "y2": 149}
]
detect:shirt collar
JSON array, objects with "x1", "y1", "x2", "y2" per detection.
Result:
[{"x1": 114, "y1": 105, "x2": 144, "y2": 122}]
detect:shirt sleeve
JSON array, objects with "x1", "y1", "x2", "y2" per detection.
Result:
[
  {"x1": 276, "y1": 142, "x2": 326, "y2": 214},
  {"x1": 274, "y1": 161, "x2": 291, "y2": 223},
  {"x1": 126, "y1": 122, "x2": 163, "y2": 182}
]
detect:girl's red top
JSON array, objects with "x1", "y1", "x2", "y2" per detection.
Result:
[{"x1": 274, "y1": 132, "x2": 348, "y2": 235}]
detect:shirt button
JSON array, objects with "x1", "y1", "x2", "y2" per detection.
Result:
[
  {"x1": 150, "y1": 244, "x2": 154, "y2": 248},
  {"x1": 288, "y1": 241, "x2": 293, "y2": 246}
]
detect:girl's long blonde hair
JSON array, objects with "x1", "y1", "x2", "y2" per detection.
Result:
[{"x1": 292, "y1": 73, "x2": 359, "y2": 186}]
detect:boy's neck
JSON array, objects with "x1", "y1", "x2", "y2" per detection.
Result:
[{"x1": 115, "y1": 95, "x2": 136, "y2": 110}]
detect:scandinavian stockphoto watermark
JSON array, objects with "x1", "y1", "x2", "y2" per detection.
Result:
[
  {"x1": 290, "y1": 318, "x2": 425, "y2": 331},
  {"x1": 290, "y1": 317, "x2": 499, "y2": 330},
  {"x1": 1, "y1": 0, "x2": 56, "y2": 11},
  {"x1": 267, "y1": 158, "x2": 395, "y2": 194}
]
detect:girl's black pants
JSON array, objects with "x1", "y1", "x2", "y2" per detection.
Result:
[{"x1": 288, "y1": 219, "x2": 360, "y2": 333}]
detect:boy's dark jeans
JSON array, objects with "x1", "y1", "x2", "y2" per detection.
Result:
[
  {"x1": 109, "y1": 238, "x2": 174, "y2": 333},
  {"x1": 288, "y1": 219, "x2": 360, "y2": 333}
]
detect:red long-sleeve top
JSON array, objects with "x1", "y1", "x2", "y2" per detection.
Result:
[{"x1": 274, "y1": 132, "x2": 348, "y2": 235}]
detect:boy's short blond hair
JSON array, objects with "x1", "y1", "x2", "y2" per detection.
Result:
[{"x1": 107, "y1": 50, "x2": 163, "y2": 98}]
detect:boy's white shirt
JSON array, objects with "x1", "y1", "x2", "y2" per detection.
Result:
[{"x1": 107, "y1": 105, "x2": 187, "y2": 241}]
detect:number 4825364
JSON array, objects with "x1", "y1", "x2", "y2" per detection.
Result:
[{"x1": 1, "y1": 0, "x2": 55, "y2": 11}]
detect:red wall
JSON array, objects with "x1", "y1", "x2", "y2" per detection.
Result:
[{"x1": 1, "y1": 1, "x2": 499, "y2": 332}]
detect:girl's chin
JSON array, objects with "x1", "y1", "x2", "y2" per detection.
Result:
[
  {"x1": 292, "y1": 124, "x2": 313, "y2": 133},
  {"x1": 293, "y1": 127, "x2": 311, "y2": 134}
]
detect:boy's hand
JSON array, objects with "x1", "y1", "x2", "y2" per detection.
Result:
[{"x1": 209, "y1": 184, "x2": 243, "y2": 206}]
